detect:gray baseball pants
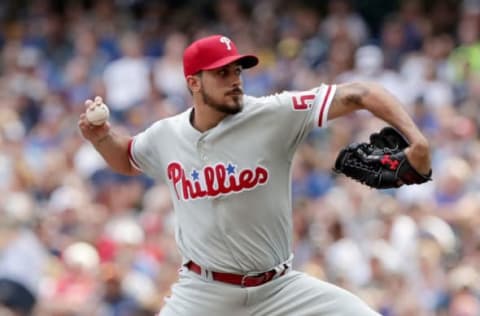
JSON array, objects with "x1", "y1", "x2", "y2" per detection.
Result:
[{"x1": 159, "y1": 267, "x2": 381, "y2": 316}]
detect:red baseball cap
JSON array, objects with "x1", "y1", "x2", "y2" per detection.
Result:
[{"x1": 183, "y1": 35, "x2": 259, "y2": 77}]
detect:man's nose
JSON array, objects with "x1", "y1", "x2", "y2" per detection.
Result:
[{"x1": 231, "y1": 74, "x2": 242, "y2": 86}]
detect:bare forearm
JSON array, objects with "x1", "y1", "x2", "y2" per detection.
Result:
[
  {"x1": 329, "y1": 82, "x2": 431, "y2": 174},
  {"x1": 92, "y1": 131, "x2": 139, "y2": 176},
  {"x1": 331, "y1": 82, "x2": 427, "y2": 146},
  {"x1": 361, "y1": 84, "x2": 427, "y2": 146},
  {"x1": 78, "y1": 96, "x2": 140, "y2": 176},
  {"x1": 363, "y1": 87, "x2": 431, "y2": 172}
]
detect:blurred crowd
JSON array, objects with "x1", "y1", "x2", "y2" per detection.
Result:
[{"x1": 0, "y1": 0, "x2": 480, "y2": 315}]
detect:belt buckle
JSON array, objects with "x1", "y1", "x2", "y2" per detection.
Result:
[
  {"x1": 240, "y1": 274, "x2": 248, "y2": 288},
  {"x1": 240, "y1": 271, "x2": 268, "y2": 288}
]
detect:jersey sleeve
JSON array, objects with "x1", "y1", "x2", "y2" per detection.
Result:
[
  {"x1": 278, "y1": 84, "x2": 336, "y2": 129},
  {"x1": 128, "y1": 123, "x2": 163, "y2": 179},
  {"x1": 264, "y1": 84, "x2": 336, "y2": 155}
]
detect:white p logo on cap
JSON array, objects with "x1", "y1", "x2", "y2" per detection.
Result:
[{"x1": 220, "y1": 36, "x2": 232, "y2": 50}]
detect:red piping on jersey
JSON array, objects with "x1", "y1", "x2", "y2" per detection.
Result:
[
  {"x1": 127, "y1": 138, "x2": 141, "y2": 169},
  {"x1": 318, "y1": 85, "x2": 332, "y2": 127}
]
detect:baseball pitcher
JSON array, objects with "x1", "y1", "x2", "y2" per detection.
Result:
[{"x1": 79, "y1": 35, "x2": 431, "y2": 316}]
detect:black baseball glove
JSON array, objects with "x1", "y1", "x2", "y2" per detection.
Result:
[{"x1": 333, "y1": 127, "x2": 432, "y2": 189}]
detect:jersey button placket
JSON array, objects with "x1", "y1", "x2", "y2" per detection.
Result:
[{"x1": 197, "y1": 138, "x2": 208, "y2": 162}]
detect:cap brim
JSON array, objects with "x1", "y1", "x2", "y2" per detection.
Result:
[{"x1": 202, "y1": 54, "x2": 259, "y2": 71}]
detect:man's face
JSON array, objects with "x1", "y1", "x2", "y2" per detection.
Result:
[{"x1": 197, "y1": 63, "x2": 244, "y2": 115}]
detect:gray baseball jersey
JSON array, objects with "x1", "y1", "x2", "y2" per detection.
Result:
[{"x1": 129, "y1": 84, "x2": 336, "y2": 274}]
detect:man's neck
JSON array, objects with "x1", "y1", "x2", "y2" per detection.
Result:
[{"x1": 190, "y1": 105, "x2": 228, "y2": 132}]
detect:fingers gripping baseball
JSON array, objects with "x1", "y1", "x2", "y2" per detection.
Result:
[
  {"x1": 86, "y1": 96, "x2": 110, "y2": 125},
  {"x1": 78, "y1": 96, "x2": 111, "y2": 143}
]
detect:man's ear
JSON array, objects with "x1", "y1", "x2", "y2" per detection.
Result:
[{"x1": 186, "y1": 75, "x2": 201, "y2": 93}]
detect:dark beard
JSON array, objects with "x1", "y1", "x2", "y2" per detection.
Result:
[{"x1": 200, "y1": 88, "x2": 243, "y2": 115}]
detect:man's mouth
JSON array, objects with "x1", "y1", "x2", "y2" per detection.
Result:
[{"x1": 227, "y1": 89, "x2": 243, "y2": 96}]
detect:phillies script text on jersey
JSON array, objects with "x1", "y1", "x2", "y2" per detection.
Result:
[{"x1": 167, "y1": 162, "x2": 269, "y2": 200}]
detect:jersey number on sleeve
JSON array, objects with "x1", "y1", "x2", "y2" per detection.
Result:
[{"x1": 292, "y1": 94, "x2": 315, "y2": 110}]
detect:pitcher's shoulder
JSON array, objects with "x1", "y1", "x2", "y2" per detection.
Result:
[{"x1": 243, "y1": 93, "x2": 284, "y2": 110}]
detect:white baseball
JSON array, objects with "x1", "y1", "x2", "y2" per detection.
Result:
[{"x1": 86, "y1": 102, "x2": 110, "y2": 126}]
